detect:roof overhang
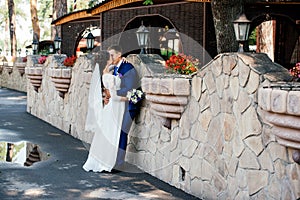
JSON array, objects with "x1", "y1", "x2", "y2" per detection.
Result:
[
  {"x1": 52, "y1": 10, "x2": 92, "y2": 25},
  {"x1": 90, "y1": 0, "x2": 143, "y2": 15},
  {"x1": 52, "y1": 0, "x2": 211, "y2": 26}
]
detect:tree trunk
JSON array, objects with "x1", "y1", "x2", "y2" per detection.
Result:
[
  {"x1": 6, "y1": 143, "x2": 14, "y2": 162},
  {"x1": 211, "y1": 0, "x2": 243, "y2": 53},
  {"x1": 51, "y1": 0, "x2": 67, "y2": 40},
  {"x1": 7, "y1": 0, "x2": 17, "y2": 57},
  {"x1": 30, "y1": 0, "x2": 40, "y2": 41}
]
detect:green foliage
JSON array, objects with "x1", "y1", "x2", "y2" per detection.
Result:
[
  {"x1": 68, "y1": 0, "x2": 90, "y2": 12},
  {"x1": 143, "y1": 0, "x2": 153, "y2": 5},
  {"x1": 37, "y1": 0, "x2": 52, "y2": 40},
  {"x1": 88, "y1": 0, "x2": 100, "y2": 8},
  {"x1": 248, "y1": 28, "x2": 256, "y2": 45},
  {"x1": 38, "y1": 0, "x2": 52, "y2": 19}
]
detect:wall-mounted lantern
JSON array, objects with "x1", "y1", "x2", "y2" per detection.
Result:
[
  {"x1": 49, "y1": 45, "x2": 54, "y2": 54},
  {"x1": 18, "y1": 49, "x2": 21, "y2": 57},
  {"x1": 233, "y1": 13, "x2": 251, "y2": 52},
  {"x1": 86, "y1": 31, "x2": 95, "y2": 52},
  {"x1": 32, "y1": 39, "x2": 39, "y2": 55},
  {"x1": 164, "y1": 28, "x2": 179, "y2": 56},
  {"x1": 136, "y1": 21, "x2": 149, "y2": 54},
  {"x1": 54, "y1": 34, "x2": 62, "y2": 54}
]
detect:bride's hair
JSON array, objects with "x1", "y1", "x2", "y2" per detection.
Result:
[{"x1": 97, "y1": 50, "x2": 110, "y2": 72}]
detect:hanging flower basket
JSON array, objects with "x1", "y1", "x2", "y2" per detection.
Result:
[{"x1": 49, "y1": 67, "x2": 72, "y2": 98}]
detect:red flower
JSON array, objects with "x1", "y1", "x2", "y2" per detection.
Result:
[
  {"x1": 190, "y1": 66, "x2": 196, "y2": 72},
  {"x1": 38, "y1": 56, "x2": 47, "y2": 64},
  {"x1": 177, "y1": 57, "x2": 185, "y2": 65},
  {"x1": 165, "y1": 54, "x2": 199, "y2": 75},
  {"x1": 174, "y1": 65, "x2": 180, "y2": 70},
  {"x1": 63, "y1": 55, "x2": 77, "y2": 67},
  {"x1": 289, "y1": 62, "x2": 300, "y2": 81}
]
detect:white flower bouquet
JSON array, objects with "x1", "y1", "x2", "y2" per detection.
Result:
[{"x1": 126, "y1": 89, "x2": 144, "y2": 104}]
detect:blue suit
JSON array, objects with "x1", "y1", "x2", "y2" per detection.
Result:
[{"x1": 113, "y1": 61, "x2": 139, "y2": 167}]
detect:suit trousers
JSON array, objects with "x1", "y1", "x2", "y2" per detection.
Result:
[{"x1": 115, "y1": 108, "x2": 138, "y2": 166}]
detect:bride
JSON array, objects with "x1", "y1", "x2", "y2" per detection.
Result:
[{"x1": 83, "y1": 61, "x2": 125, "y2": 172}]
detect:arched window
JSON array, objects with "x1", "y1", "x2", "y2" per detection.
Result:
[
  {"x1": 75, "y1": 26, "x2": 101, "y2": 57},
  {"x1": 120, "y1": 15, "x2": 183, "y2": 59}
]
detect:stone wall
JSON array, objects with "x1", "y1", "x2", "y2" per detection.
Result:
[
  {"x1": 0, "y1": 57, "x2": 27, "y2": 92},
  {"x1": 127, "y1": 53, "x2": 300, "y2": 199},
  {"x1": 23, "y1": 53, "x2": 300, "y2": 199},
  {"x1": 25, "y1": 55, "x2": 96, "y2": 143}
]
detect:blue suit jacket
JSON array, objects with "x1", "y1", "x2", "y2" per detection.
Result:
[{"x1": 115, "y1": 61, "x2": 139, "y2": 111}]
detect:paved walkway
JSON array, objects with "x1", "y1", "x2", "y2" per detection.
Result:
[{"x1": 0, "y1": 88, "x2": 200, "y2": 200}]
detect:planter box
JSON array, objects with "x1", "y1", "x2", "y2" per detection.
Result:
[
  {"x1": 141, "y1": 76, "x2": 191, "y2": 128},
  {"x1": 258, "y1": 84, "x2": 300, "y2": 164},
  {"x1": 15, "y1": 62, "x2": 26, "y2": 76},
  {"x1": 4, "y1": 62, "x2": 13, "y2": 74},
  {"x1": 25, "y1": 65, "x2": 43, "y2": 92},
  {"x1": 0, "y1": 62, "x2": 3, "y2": 74},
  {"x1": 49, "y1": 67, "x2": 72, "y2": 98}
]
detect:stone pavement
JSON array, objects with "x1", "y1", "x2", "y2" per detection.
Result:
[{"x1": 0, "y1": 87, "x2": 200, "y2": 200}]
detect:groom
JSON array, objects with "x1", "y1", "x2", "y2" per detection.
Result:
[{"x1": 106, "y1": 45, "x2": 140, "y2": 168}]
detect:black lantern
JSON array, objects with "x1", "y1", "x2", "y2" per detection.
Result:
[
  {"x1": 54, "y1": 34, "x2": 62, "y2": 54},
  {"x1": 165, "y1": 28, "x2": 179, "y2": 56},
  {"x1": 233, "y1": 13, "x2": 251, "y2": 52},
  {"x1": 17, "y1": 49, "x2": 21, "y2": 57},
  {"x1": 86, "y1": 32, "x2": 95, "y2": 52},
  {"x1": 32, "y1": 39, "x2": 39, "y2": 55},
  {"x1": 49, "y1": 45, "x2": 54, "y2": 54},
  {"x1": 136, "y1": 22, "x2": 149, "y2": 54}
]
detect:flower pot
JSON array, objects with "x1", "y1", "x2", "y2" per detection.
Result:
[
  {"x1": 49, "y1": 67, "x2": 72, "y2": 98},
  {"x1": 25, "y1": 66, "x2": 43, "y2": 92}
]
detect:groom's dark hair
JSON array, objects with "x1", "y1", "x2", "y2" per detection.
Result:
[{"x1": 108, "y1": 45, "x2": 122, "y2": 54}]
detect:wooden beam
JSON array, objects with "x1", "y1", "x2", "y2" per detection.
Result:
[
  {"x1": 54, "y1": 11, "x2": 92, "y2": 25},
  {"x1": 254, "y1": 1, "x2": 300, "y2": 5},
  {"x1": 91, "y1": 0, "x2": 143, "y2": 15},
  {"x1": 185, "y1": 0, "x2": 211, "y2": 2}
]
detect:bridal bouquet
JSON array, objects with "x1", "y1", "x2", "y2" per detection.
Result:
[{"x1": 126, "y1": 89, "x2": 144, "y2": 104}]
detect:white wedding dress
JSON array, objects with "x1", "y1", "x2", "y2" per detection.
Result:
[{"x1": 83, "y1": 64, "x2": 125, "y2": 172}]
